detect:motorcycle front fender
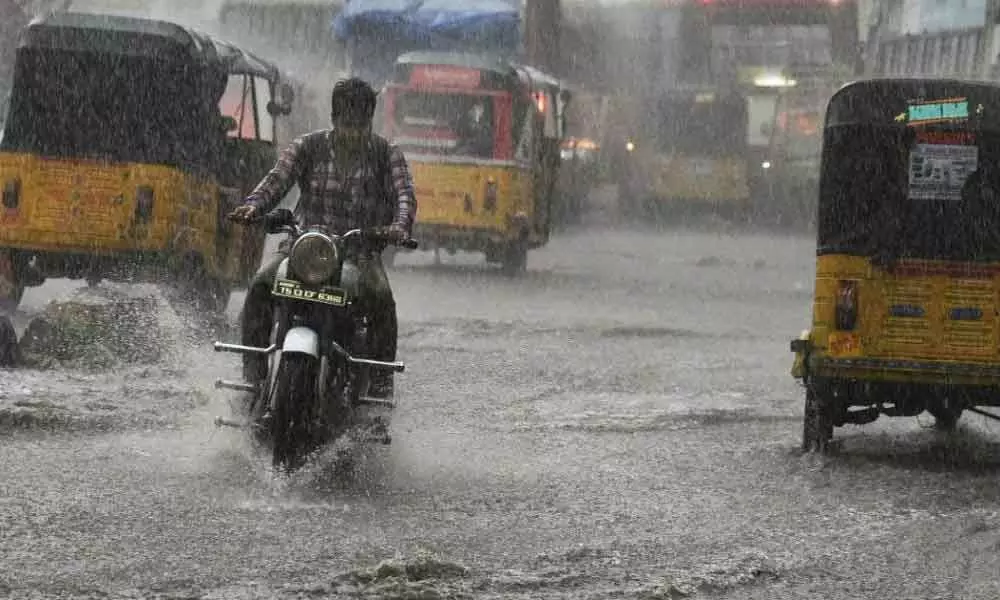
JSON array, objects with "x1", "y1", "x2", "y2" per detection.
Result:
[{"x1": 282, "y1": 326, "x2": 319, "y2": 358}]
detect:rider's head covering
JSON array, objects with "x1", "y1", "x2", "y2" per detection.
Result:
[{"x1": 331, "y1": 77, "x2": 378, "y2": 127}]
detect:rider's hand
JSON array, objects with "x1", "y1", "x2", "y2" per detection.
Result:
[
  {"x1": 229, "y1": 203, "x2": 258, "y2": 222},
  {"x1": 386, "y1": 223, "x2": 408, "y2": 243}
]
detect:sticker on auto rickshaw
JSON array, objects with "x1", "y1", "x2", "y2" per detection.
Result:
[
  {"x1": 272, "y1": 279, "x2": 347, "y2": 306},
  {"x1": 907, "y1": 124, "x2": 978, "y2": 202},
  {"x1": 899, "y1": 97, "x2": 971, "y2": 124},
  {"x1": 907, "y1": 143, "x2": 978, "y2": 201},
  {"x1": 826, "y1": 331, "x2": 861, "y2": 356}
]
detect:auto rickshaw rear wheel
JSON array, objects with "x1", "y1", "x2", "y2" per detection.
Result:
[
  {"x1": 927, "y1": 400, "x2": 964, "y2": 430},
  {"x1": 190, "y1": 278, "x2": 231, "y2": 318},
  {"x1": 802, "y1": 378, "x2": 835, "y2": 454},
  {"x1": 0, "y1": 315, "x2": 19, "y2": 367},
  {"x1": 165, "y1": 256, "x2": 231, "y2": 327},
  {"x1": 500, "y1": 243, "x2": 528, "y2": 276},
  {"x1": 0, "y1": 251, "x2": 24, "y2": 314}
]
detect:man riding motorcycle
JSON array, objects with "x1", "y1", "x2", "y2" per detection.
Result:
[{"x1": 229, "y1": 77, "x2": 416, "y2": 399}]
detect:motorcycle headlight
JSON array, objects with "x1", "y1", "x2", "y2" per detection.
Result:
[{"x1": 289, "y1": 232, "x2": 338, "y2": 285}]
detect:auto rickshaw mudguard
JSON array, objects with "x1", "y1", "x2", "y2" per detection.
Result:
[{"x1": 790, "y1": 329, "x2": 813, "y2": 379}]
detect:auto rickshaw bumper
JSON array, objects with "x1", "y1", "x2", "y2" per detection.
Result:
[
  {"x1": 1, "y1": 247, "x2": 187, "y2": 283},
  {"x1": 413, "y1": 214, "x2": 531, "y2": 252},
  {"x1": 791, "y1": 331, "x2": 1000, "y2": 386},
  {"x1": 790, "y1": 329, "x2": 811, "y2": 379}
]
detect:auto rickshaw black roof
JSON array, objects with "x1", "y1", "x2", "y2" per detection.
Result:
[
  {"x1": 2, "y1": 12, "x2": 288, "y2": 173},
  {"x1": 19, "y1": 11, "x2": 282, "y2": 81},
  {"x1": 824, "y1": 77, "x2": 1000, "y2": 129}
]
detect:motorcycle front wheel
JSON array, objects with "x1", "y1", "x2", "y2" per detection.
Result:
[{"x1": 271, "y1": 352, "x2": 319, "y2": 473}]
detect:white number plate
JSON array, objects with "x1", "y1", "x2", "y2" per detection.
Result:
[{"x1": 272, "y1": 279, "x2": 346, "y2": 306}]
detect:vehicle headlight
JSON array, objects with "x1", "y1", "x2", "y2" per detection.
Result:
[{"x1": 289, "y1": 232, "x2": 338, "y2": 285}]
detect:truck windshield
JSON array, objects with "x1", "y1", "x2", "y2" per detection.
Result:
[
  {"x1": 656, "y1": 94, "x2": 747, "y2": 156},
  {"x1": 391, "y1": 90, "x2": 496, "y2": 159}
]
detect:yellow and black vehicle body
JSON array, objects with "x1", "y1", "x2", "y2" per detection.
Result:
[
  {"x1": 613, "y1": 84, "x2": 751, "y2": 221},
  {"x1": 792, "y1": 77, "x2": 1000, "y2": 453},
  {"x1": 0, "y1": 12, "x2": 294, "y2": 313},
  {"x1": 378, "y1": 51, "x2": 569, "y2": 274}
]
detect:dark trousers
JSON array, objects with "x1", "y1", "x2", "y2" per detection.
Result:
[{"x1": 239, "y1": 249, "x2": 398, "y2": 383}]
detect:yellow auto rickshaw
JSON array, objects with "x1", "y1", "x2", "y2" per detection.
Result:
[
  {"x1": 0, "y1": 12, "x2": 295, "y2": 314},
  {"x1": 792, "y1": 77, "x2": 1000, "y2": 453},
  {"x1": 612, "y1": 85, "x2": 751, "y2": 221},
  {"x1": 376, "y1": 51, "x2": 569, "y2": 274}
]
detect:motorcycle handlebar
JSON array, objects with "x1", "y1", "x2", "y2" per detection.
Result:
[
  {"x1": 227, "y1": 209, "x2": 418, "y2": 249},
  {"x1": 350, "y1": 227, "x2": 420, "y2": 250}
]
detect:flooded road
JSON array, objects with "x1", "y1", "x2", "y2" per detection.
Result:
[{"x1": 4, "y1": 225, "x2": 1000, "y2": 599}]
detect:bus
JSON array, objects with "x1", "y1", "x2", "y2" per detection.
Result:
[
  {"x1": 675, "y1": 0, "x2": 860, "y2": 83},
  {"x1": 760, "y1": 73, "x2": 842, "y2": 227},
  {"x1": 604, "y1": 0, "x2": 860, "y2": 220},
  {"x1": 687, "y1": 0, "x2": 860, "y2": 202}
]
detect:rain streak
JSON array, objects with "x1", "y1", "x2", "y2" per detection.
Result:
[{"x1": 3, "y1": 0, "x2": 1000, "y2": 598}]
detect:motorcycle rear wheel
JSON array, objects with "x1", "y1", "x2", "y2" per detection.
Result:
[{"x1": 271, "y1": 353, "x2": 319, "y2": 473}]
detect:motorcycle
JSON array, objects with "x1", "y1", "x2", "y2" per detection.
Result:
[{"x1": 213, "y1": 208, "x2": 418, "y2": 472}]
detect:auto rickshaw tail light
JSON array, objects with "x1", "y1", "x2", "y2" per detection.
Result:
[
  {"x1": 484, "y1": 178, "x2": 497, "y2": 212},
  {"x1": 136, "y1": 186, "x2": 154, "y2": 222},
  {"x1": 533, "y1": 91, "x2": 547, "y2": 113},
  {"x1": 2, "y1": 179, "x2": 20, "y2": 210},
  {"x1": 835, "y1": 279, "x2": 858, "y2": 331}
]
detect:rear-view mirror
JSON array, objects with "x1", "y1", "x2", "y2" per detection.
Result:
[
  {"x1": 267, "y1": 100, "x2": 292, "y2": 117},
  {"x1": 278, "y1": 82, "x2": 295, "y2": 105}
]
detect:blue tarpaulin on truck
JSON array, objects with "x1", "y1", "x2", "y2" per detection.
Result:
[{"x1": 332, "y1": 0, "x2": 520, "y2": 53}]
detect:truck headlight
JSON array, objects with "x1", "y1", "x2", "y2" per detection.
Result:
[{"x1": 289, "y1": 232, "x2": 338, "y2": 285}]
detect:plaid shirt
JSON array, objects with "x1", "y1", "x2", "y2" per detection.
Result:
[{"x1": 245, "y1": 130, "x2": 416, "y2": 234}]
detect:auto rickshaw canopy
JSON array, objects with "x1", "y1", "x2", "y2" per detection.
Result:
[
  {"x1": 17, "y1": 12, "x2": 282, "y2": 80},
  {"x1": 817, "y1": 77, "x2": 1000, "y2": 262},
  {"x1": 0, "y1": 12, "x2": 288, "y2": 172}
]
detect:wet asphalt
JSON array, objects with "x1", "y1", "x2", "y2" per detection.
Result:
[{"x1": 3, "y1": 221, "x2": 1000, "y2": 599}]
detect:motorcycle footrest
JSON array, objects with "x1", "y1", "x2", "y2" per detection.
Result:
[
  {"x1": 213, "y1": 342, "x2": 277, "y2": 355},
  {"x1": 357, "y1": 396, "x2": 395, "y2": 408},
  {"x1": 215, "y1": 379, "x2": 258, "y2": 393},
  {"x1": 347, "y1": 356, "x2": 406, "y2": 372},
  {"x1": 214, "y1": 416, "x2": 247, "y2": 429}
]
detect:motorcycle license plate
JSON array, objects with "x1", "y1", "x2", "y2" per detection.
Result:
[{"x1": 272, "y1": 279, "x2": 346, "y2": 306}]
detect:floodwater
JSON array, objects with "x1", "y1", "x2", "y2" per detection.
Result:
[{"x1": 3, "y1": 217, "x2": 1000, "y2": 599}]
